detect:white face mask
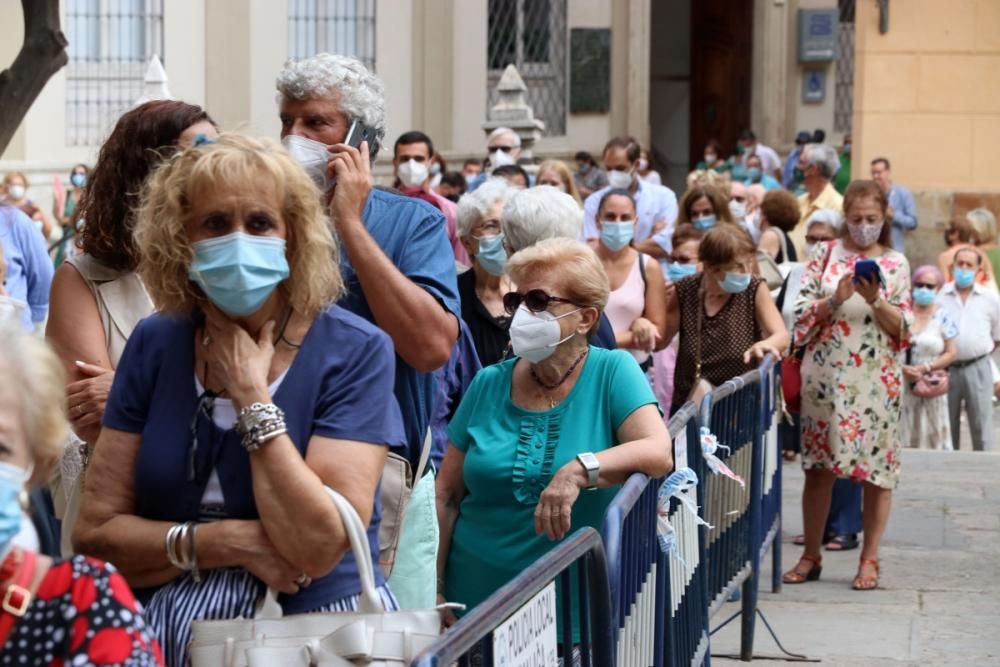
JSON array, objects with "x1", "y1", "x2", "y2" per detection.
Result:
[
  {"x1": 606, "y1": 169, "x2": 633, "y2": 190},
  {"x1": 282, "y1": 134, "x2": 331, "y2": 192},
  {"x1": 7, "y1": 185, "x2": 25, "y2": 200},
  {"x1": 491, "y1": 149, "x2": 516, "y2": 168},
  {"x1": 729, "y1": 200, "x2": 747, "y2": 221},
  {"x1": 397, "y1": 159, "x2": 429, "y2": 188},
  {"x1": 637, "y1": 159, "x2": 649, "y2": 171},
  {"x1": 509, "y1": 306, "x2": 580, "y2": 363},
  {"x1": 0, "y1": 296, "x2": 26, "y2": 325}
]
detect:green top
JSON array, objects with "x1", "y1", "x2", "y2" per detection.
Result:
[
  {"x1": 985, "y1": 247, "x2": 1000, "y2": 291},
  {"x1": 834, "y1": 153, "x2": 852, "y2": 194},
  {"x1": 444, "y1": 346, "x2": 659, "y2": 620}
]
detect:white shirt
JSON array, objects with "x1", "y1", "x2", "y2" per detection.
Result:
[
  {"x1": 194, "y1": 370, "x2": 289, "y2": 506},
  {"x1": 936, "y1": 282, "x2": 1000, "y2": 361},
  {"x1": 582, "y1": 179, "x2": 679, "y2": 243},
  {"x1": 742, "y1": 143, "x2": 782, "y2": 174}
]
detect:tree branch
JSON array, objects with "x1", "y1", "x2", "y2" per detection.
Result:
[{"x1": 0, "y1": 0, "x2": 69, "y2": 155}]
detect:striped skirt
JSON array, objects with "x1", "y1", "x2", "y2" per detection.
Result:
[{"x1": 146, "y1": 567, "x2": 398, "y2": 667}]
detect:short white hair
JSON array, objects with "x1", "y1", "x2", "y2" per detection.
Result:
[
  {"x1": 487, "y1": 127, "x2": 520, "y2": 149},
  {"x1": 276, "y1": 53, "x2": 387, "y2": 159},
  {"x1": 807, "y1": 207, "x2": 843, "y2": 234},
  {"x1": 502, "y1": 186, "x2": 583, "y2": 252},
  {"x1": 802, "y1": 143, "x2": 841, "y2": 180},
  {"x1": 967, "y1": 207, "x2": 997, "y2": 245},
  {"x1": 457, "y1": 178, "x2": 514, "y2": 238}
]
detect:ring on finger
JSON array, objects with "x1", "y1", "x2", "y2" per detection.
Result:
[{"x1": 295, "y1": 574, "x2": 312, "y2": 587}]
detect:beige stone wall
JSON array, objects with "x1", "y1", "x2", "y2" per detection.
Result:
[{"x1": 853, "y1": 0, "x2": 1000, "y2": 268}]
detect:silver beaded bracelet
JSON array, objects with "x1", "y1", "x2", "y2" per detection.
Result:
[{"x1": 235, "y1": 402, "x2": 288, "y2": 452}]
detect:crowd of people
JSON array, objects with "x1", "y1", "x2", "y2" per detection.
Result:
[{"x1": 0, "y1": 50, "x2": 998, "y2": 664}]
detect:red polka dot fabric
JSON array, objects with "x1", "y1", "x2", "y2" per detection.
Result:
[{"x1": 1, "y1": 555, "x2": 163, "y2": 666}]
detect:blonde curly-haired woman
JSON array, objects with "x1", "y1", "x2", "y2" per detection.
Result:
[{"x1": 72, "y1": 134, "x2": 406, "y2": 665}]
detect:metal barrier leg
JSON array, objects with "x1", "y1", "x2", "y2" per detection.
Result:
[{"x1": 772, "y1": 459, "x2": 783, "y2": 595}]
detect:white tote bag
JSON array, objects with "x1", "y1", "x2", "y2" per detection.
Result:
[{"x1": 188, "y1": 487, "x2": 443, "y2": 667}]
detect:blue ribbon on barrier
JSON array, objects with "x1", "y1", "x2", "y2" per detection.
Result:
[
  {"x1": 699, "y1": 426, "x2": 746, "y2": 488},
  {"x1": 656, "y1": 467, "x2": 711, "y2": 560}
]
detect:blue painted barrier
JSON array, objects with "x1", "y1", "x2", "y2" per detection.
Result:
[
  {"x1": 600, "y1": 402, "x2": 709, "y2": 667},
  {"x1": 410, "y1": 528, "x2": 614, "y2": 667},
  {"x1": 697, "y1": 354, "x2": 780, "y2": 661}
]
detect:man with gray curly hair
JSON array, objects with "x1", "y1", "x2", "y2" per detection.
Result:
[{"x1": 275, "y1": 53, "x2": 460, "y2": 476}]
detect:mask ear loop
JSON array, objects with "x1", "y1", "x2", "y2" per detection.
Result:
[{"x1": 17, "y1": 463, "x2": 34, "y2": 511}]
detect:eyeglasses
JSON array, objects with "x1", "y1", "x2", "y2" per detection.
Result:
[
  {"x1": 805, "y1": 235, "x2": 833, "y2": 244},
  {"x1": 913, "y1": 283, "x2": 938, "y2": 290},
  {"x1": 489, "y1": 145, "x2": 515, "y2": 153},
  {"x1": 503, "y1": 289, "x2": 580, "y2": 315}
]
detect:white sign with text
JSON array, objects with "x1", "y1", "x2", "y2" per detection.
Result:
[{"x1": 492, "y1": 581, "x2": 558, "y2": 667}]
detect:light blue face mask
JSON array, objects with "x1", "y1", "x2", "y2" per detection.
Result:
[
  {"x1": 746, "y1": 167, "x2": 762, "y2": 183},
  {"x1": 668, "y1": 263, "x2": 697, "y2": 282},
  {"x1": 188, "y1": 232, "x2": 290, "y2": 317},
  {"x1": 474, "y1": 233, "x2": 507, "y2": 277},
  {"x1": 0, "y1": 462, "x2": 30, "y2": 557},
  {"x1": 954, "y1": 268, "x2": 976, "y2": 289},
  {"x1": 600, "y1": 220, "x2": 634, "y2": 251},
  {"x1": 913, "y1": 287, "x2": 937, "y2": 307},
  {"x1": 693, "y1": 215, "x2": 716, "y2": 232},
  {"x1": 70, "y1": 173, "x2": 86, "y2": 188},
  {"x1": 719, "y1": 271, "x2": 752, "y2": 294}
]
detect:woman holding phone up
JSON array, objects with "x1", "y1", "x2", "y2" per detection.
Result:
[{"x1": 786, "y1": 181, "x2": 912, "y2": 591}]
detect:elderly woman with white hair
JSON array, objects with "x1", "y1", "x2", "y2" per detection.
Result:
[
  {"x1": 968, "y1": 207, "x2": 1000, "y2": 290},
  {"x1": 0, "y1": 325, "x2": 163, "y2": 664},
  {"x1": 456, "y1": 178, "x2": 516, "y2": 366},
  {"x1": 436, "y1": 238, "x2": 672, "y2": 634},
  {"x1": 72, "y1": 135, "x2": 406, "y2": 665},
  {"x1": 502, "y1": 185, "x2": 619, "y2": 350}
]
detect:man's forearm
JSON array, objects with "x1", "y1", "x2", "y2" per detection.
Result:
[{"x1": 339, "y1": 218, "x2": 457, "y2": 371}]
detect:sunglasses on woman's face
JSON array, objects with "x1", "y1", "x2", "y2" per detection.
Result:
[
  {"x1": 503, "y1": 289, "x2": 579, "y2": 315},
  {"x1": 913, "y1": 283, "x2": 938, "y2": 290}
]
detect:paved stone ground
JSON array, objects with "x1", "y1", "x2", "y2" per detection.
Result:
[{"x1": 710, "y1": 445, "x2": 1000, "y2": 666}]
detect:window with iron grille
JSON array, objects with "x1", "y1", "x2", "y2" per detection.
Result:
[
  {"x1": 834, "y1": 0, "x2": 855, "y2": 133},
  {"x1": 488, "y1": 0, "x2": 568, "y2": 136},
  {"x1": 65, "y1": 0, "x2": 164, "y2": 146},
  {"x1": 288, "y1": 0, "x2": 376, "y2": 72}
]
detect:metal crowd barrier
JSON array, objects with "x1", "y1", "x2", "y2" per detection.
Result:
[
  {"x1": 410, "y1": 528, "x2": 614, "y2": 667},
  {"x1": 599, "y1": 402, "x2": 709, "y2": 667},
  {"x1": 758, "y1": 359, "x2": 783, "y2": 596},
  {"x1": 697, "y1": 354, "x2": 779, "y2": 661}
]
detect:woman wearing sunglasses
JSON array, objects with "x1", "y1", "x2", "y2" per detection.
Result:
[
  {"x1": 902, "y1": 266, "x2": 958, "y2": 450},
  {"x1": 436, "y1": 238, "x2": 672, "y2": 634}
]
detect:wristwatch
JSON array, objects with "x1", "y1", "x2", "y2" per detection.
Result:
[{"x1": 576, "y1": 452, "x2": 600, "y2": 490}]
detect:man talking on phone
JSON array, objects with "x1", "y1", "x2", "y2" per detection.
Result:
[{"x1": 275, "y1": 53, "x2": 460, "y2": 568}]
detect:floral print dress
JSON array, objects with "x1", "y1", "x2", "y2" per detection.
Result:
[
  {"x1": 902, "y1": 307, "x2": 958, "y2": 450},
  {"x1": 793, "y1": 240, "x2": 913, "y2": 489}
]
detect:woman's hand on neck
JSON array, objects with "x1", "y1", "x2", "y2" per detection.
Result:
[{"x1": 230, "y1": 292, "x2": 286, "y2": 338}]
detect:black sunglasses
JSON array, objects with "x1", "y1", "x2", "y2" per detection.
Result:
[
  {"x1": 913, "y1": 282, "x2": 938, "y2": 290},
  {"x1": 503, "y1": 289, "x2": 580, "y2": 315},
  {"x1": 489, "y1": 145, "x2": 515, "y2": 153}
]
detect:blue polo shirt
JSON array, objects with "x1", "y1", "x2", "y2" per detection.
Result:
[
  {"x1": 103, "y1": 305, "x2": 406, "y2": 612},
  {"x1": 339, "y1": 188, "x2": 461, "y2": 467}
]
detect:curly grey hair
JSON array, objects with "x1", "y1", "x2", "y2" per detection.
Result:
[
  {"x1": 276, "y1": 53, "x2": 386, "y2": 160},
  {"x1": 802, "y1": 143, "x2": 841, "y2": 180},
  {"x1": 457, "y1": 178, "x2": 515, "y2": 238}
]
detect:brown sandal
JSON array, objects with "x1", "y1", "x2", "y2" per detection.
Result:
[
  {"x1": 852, "y1": 558, "x2": 880, "y2": 590},
  {"x1": 782, "y1": 553, "x2": 822, "y2": 584}
]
